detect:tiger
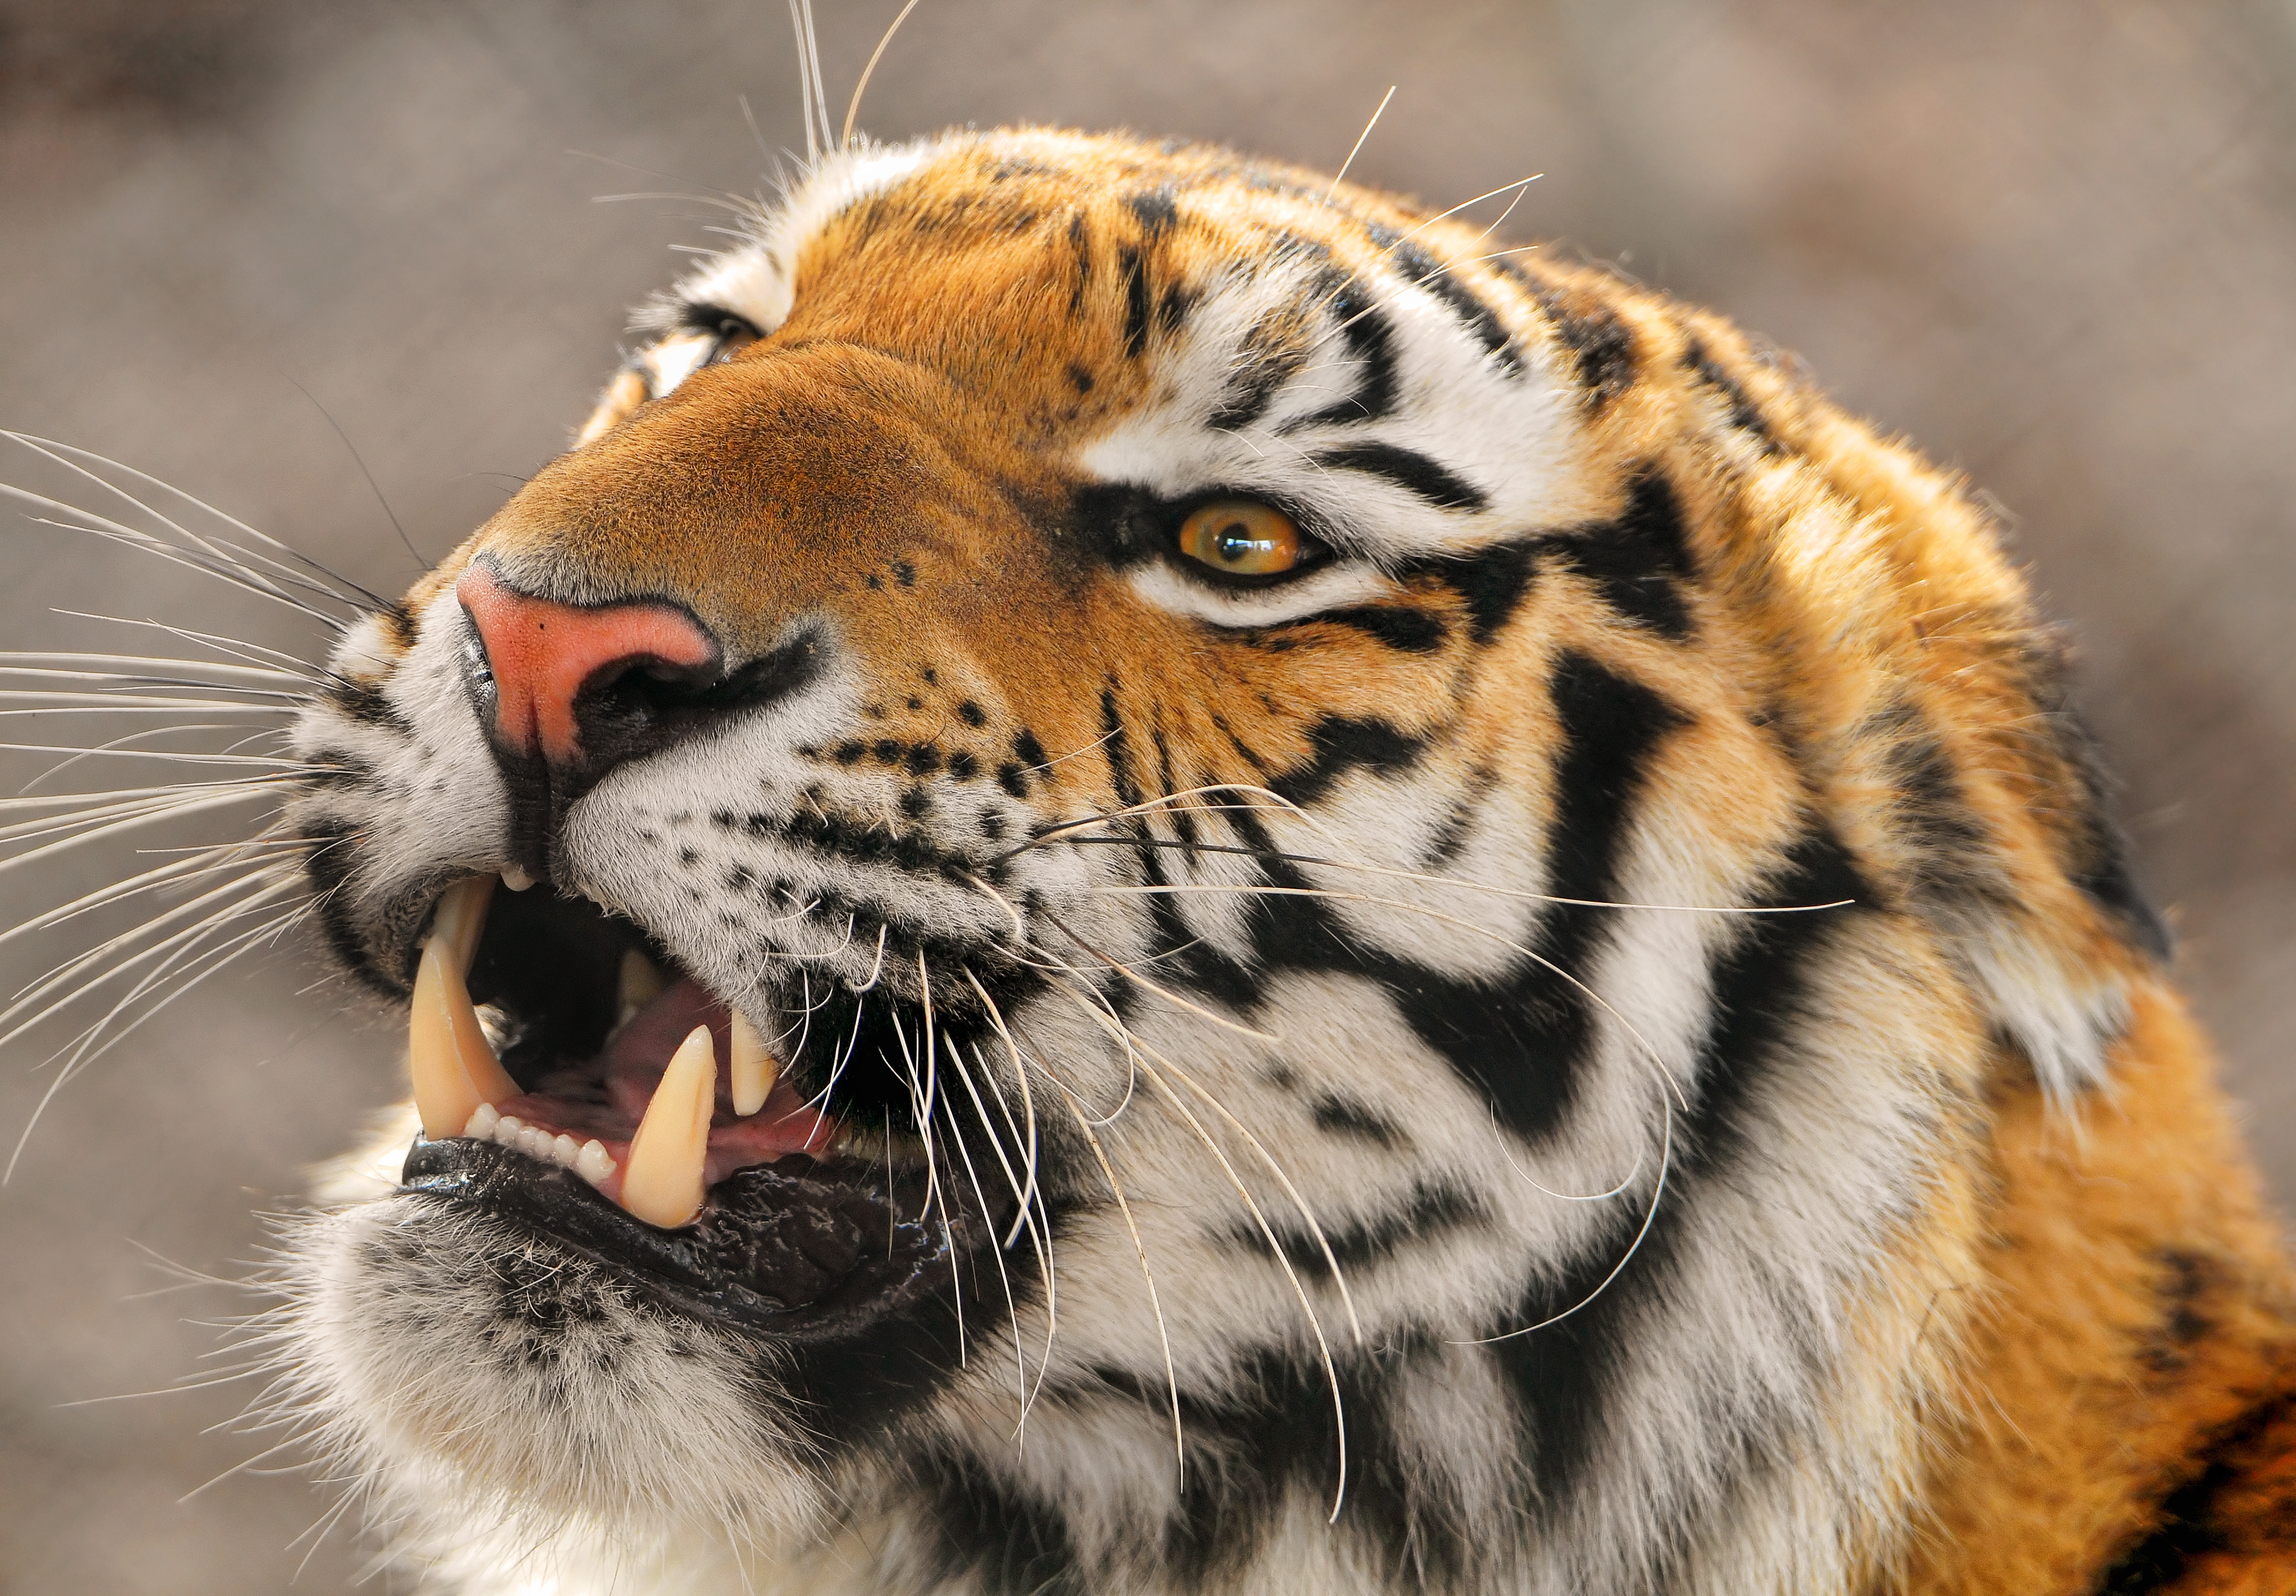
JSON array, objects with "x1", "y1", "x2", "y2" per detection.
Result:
[{"x1": 101, "y1": 123, "x2": 2296, "y2": 1593}]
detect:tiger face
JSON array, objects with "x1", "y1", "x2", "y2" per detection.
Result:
[{"x1": 268, "y1": 127, "x2": 2185, "y2": 1594}]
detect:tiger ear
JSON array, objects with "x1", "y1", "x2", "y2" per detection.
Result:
[{"x1": 571, "y1": 367, "x2": 650, "y2": 449}]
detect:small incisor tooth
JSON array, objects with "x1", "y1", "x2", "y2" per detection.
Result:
[
  {"x1": 575, "y1": 1139, "x2": 616, "y2": 1185},
  {"x1": 617, "y1": 948, "x2": 667, "y2": 1025},
  {"x1": 409, "y1": 875, "x2": 519, "y2": 1139},
  {"x1": 729, "y1": 1010, "x2": 776, "y2": 1116},
  {"x1": 620, "y1": 1025, "x2": 716, "y2": 1228}
]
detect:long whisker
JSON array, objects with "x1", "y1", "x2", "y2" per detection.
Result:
[
  {"x1": 1, "y1": 871, "x2": 304, "y2": 1050},
  {"x1": 963, "y1": 989, "x2": 1061, "y2": 1424},
  {"x1": 0, "y1": 652, "x2": 314, "y2": 688},
  {"x1": 1027, "y1": 899, "x2": 1280, "y2": 1045},
  {"x1": 7, "y1": 887, "x2": 310, "y2": 1180},
  {"x1": 952, "y1": 1040, "x2": 1056, "y2": 1440},
  {"x1": 47, "y1": 615, "x2": 345, "y2": 688},
  {"x1": 1044, "y1": 972, "x2": 1353, "y2": 1512},
  {"x1": 841, "y1": 0, "x2": 927, "y2": 150},
  {"x1": 7, "y1": 433, "x2": 389, "y2": 611},
  {"x1": 1004, "y1": 785, "x2": 1851, "y2": 916},
  {"x1": 1030, "y1": 1037, "x2": 1183, "y2": 1477},
  {"x1": 0, "y1": 787, "x2": 281, "y2": 876},
  {"x1": 1079, "y1": 878, "x2": 1691, "y2": 1111},
  {"x1": 1493, "y1": 1102, "x2": 1645, "y2": 1202},
  {"x1": 4, "y1": 440, "x2": 372, "y2": 620},
  {"x1": 1452, "y1": 1088, "x2": 1674, "y2": 1346},
  {"x1": 1324, "y1": 84, "x2": 1397, "y2": 203}
]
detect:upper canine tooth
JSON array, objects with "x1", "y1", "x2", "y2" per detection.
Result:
[
  {"x1": 729, "y1": 1010, "x2": 776, "y2": 1116},
  {"x1": 428, "y1": 875, "x2": 495, "y2": 972},
  {"x1": 620, "y1": 1025, "x2": 716, "y2": 1228},
  {"x1": 409, "y1": 875, "x2": 519, "y2": 1139}
]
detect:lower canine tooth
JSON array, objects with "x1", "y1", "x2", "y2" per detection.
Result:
[
  {"x1": 729, "y1": 1010, "x2": 776, "y2": 1116},
  {"x1": 620, "y1": 1025, "x2": 716, "y2": 1228},
  {"x1": 409, "y1": 883, "x2": 520, "y2": 1139}
]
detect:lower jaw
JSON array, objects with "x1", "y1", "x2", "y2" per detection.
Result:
[{"x1": 399, "y1": 1136, "x2": 977, "y2": 1337}]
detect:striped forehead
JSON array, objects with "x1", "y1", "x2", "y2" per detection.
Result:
[{"x1": 627, "y1": 131, "x2": 1599, "y2": 562}]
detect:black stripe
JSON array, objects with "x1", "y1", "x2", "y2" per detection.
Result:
[
  {"x1": 676, "y1": 300, "x2": 763, "y2": 342},
  {"x1": 1396, "y1": 540, "x2": 1540, "y2": 644},
  {"x1": 1311, "y1": 1094, "x2": 1407, "y2": 1148},
  {"x1": 299, "y1": 815, "x2": 396, "y2": 998},
  {"x1": 1077, "y1": 1336, "x2": 1476, "y2": 1589},
  {"x1": 918, "y1": 1454, "x2": 1089, "y2": 1596},
  {"x1": 1266, "y1": 716, "x2": 1425, "y2": 807},
  {"x1": 2022, "y1": 637, "x2": 2172, "y2": 960},
  {"x1": 1309, "y1": 442, "x2": 1489, "y2": 512},
  {"x1": 379, "y1": 600, "x2": 418, "y2": 650},
  {"x1": 1285, "y1": 276, "x2": 1400, "y2": 428},
  {"x1": 1683, "y1": 334, "x2": 1778, "y2": 453},
  {"x1": 1067, "y1": 210, "x2": 1089, "y2": 316},
  {"x1": 1489, "y1": 829, "x2": 1867, "y2": 1514},
  {"x1": 1120, "y1": 246, "x2": 1152, "y2": 357},
  {"x1": 1307, "y1": 604, "x2": 1447, "y2": 653},
  {"x1": 1156, "y1": 280, "x2": 1196, "y2": 340},
  {"x1": 1126, "y1": 186, "x2": 1179, "y2": 236},
  {"x1": 1373, "y1": 227, "x2": 1522, "y2": 374},
  {"x1": 1150, "y1": 723, "x2": 1197, "y2": 845},
  {"x1": 1538, "y1": 469, "x2": 1695, "y2": 639},
  {"x1": 1206, "y1": 355, "x2": 1297, "y2": 431},
  {"x1": 1206, "y1": 311, "x2": 1309, "y2": 431},
  {"x1": 1179, "y1": 655, "x2": 1683, "y2": 1145},
  {"x1": 1876, "y1": 704, "x2": 1995, "y2": 901},
  {"x1": 1496, "y1": 260, "x2": 1638, "y2": 411},
  {"x1": 2095, "y1": 1393, "x2": 2296, "y2": 1593},
  {"x1": 1394, "y1": 652, "x2": 1688, "y2": 1140},
  {"x1": 1229, "y1": 1180, "x2": 1486, "y2": 1279}
]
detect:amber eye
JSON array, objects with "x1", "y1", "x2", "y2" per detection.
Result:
[{"x1": 1176, "y1": 499, "x2": 1305, "y2": 578}]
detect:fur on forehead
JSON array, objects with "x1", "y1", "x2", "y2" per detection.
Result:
[{"x1": 624, "y1": 128, "x2": 1609, "y2": 547}]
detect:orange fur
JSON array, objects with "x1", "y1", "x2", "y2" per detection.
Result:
[
  {"x1": 1904, "y1": 985, "x2": 2296, "y2": 1592},
  {"x1": 365, "y1": 127, "x2": 2294, "y2": 1590}
]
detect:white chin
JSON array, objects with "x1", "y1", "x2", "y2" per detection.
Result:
[{"x1": 273, "y1": 1194, "x2": 835, "y2": 1584}]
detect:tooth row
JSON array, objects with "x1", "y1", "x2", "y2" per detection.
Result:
[
  {"x1": 464, "y1": 1102, "x2": 618, "y2": 1185},
  {"x1": 407, "y1": 875, "x2": 731, "y2": 1232}
]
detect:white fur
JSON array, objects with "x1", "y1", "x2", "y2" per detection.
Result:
[{"x1": 251, "y1": 129, "x2": 2101, "y2": 1596}]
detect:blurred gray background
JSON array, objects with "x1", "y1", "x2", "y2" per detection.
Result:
[{"x1": 0, "y1": 1, "x2": 2289, "y2": 1589}]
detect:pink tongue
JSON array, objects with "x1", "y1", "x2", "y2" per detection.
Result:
[
  {"x1": 604, "y1": 977, "x2": 731, "y2": 1125},
  {"x1": 494, "y1": 976, "x2": 841, "y2": 1187}
]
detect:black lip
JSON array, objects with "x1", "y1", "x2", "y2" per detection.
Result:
[{"x1": 401, "y1": 1136, "x2": 1010, "y2": 1338}]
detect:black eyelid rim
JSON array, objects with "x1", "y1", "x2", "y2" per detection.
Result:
[
  {"x1": 677, "y1": 301, "x2": 764, "y2": 341},
  {"x1": 1164, "y1": 487, "x2": 1342, "y2": 590},
  {"x1": 677, "y1": 301, "x2": 765, "y2": 364}
]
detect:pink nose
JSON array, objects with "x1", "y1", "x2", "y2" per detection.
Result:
[{"x1": 456, "y1": 564, "x2": 718, "y2": 766}]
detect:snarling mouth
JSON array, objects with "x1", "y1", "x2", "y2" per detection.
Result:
[{"x1": 396, "y1": 875, "x2": 1011, "y2": 1335}]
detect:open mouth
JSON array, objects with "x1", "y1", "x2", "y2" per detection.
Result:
[{"x1": 396, "y1": 875, "x2": 1010, "y2": 1335}]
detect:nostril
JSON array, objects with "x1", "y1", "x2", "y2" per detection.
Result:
[{"x1": 456, "y1": 562, "x2": 721, "y2": 769}]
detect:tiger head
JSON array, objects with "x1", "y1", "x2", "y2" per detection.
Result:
[{"x1": 273, "y1": 127, "x2": 2169, "y2": 1594}]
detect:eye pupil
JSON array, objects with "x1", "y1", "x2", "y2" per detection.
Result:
[{"x1": 1177, "y1": 498, "x2": 1305, "y2": 579}]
